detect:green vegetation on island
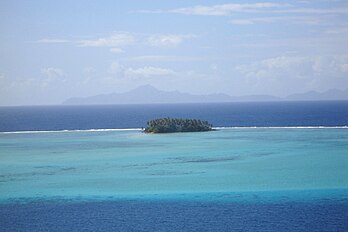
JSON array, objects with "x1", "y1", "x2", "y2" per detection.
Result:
[{"x1": 144, "y1": 117, "x2": 213, "y2": 133}]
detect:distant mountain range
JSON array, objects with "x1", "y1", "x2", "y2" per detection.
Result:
[{"x1": 62, "y1": 85, "x2": 348, "y2": 105}]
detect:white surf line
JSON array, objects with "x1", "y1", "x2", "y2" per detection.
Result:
[
  {"x1": 213, "y1": 126, "x2": 348, "y2": 129},
  {"x1": 0, "y1": 128, "x2": 144, "y2": 134}
]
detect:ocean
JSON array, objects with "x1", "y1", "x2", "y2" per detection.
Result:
[
  {"x1": 0, "y1": 101, "x2": 348, "y2": 231},
  {"x1": 1, "y1": 101, "x2": 348, "y2": 132}
]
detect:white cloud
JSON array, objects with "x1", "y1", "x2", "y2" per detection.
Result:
[
  {"x1": 125, "y1": 66, "x2": 176, "y2": 78},
  {"x1": 37, "y1": 33, "x2": 134, "y2": 49},
  {"x1": 41, "y1": 67, "x2": 66, "y2": 87},
  {"x1": 36, "y1": 39, "x2": 70, "y2": 43},
  {"x1": 325, "y1": 24, "x2": 348, "y2": 34},
  {"x1": 110, "y1": 48, "x2": 125, "y2": 53},
  {"x1": 271, "y1": 7, "x2": 348, "y2": 14},
  {"x1": 131, "y1": 9, "x2": 165, "y2": 14},
  {"x1": 126, "y1": 55, "x2": 205, "y2": 62},
  {"x1": 210, "y1": 64, "x2": 218, "y2": 70},
  {"x1": 83, "y1": 67, "x2": 96, "y2": 74},
  {"x1": 110, "y1": 61, "x2": 124, "y2": 74},
  {"x1": 41, "y1": 67, "x2": 66, "y2": 80},
  {"x1": 236, "y1": 55, "x2": 348, "y2": 80},
  {"x1": 234, "y1": 55, "x2": 348, "y2": 95},
  {"x1": 230, "y1": 16, "x2": 325, "y2": 25},
  {"x1": 147, "y1": 34, "x2": 193, "y2": 47},
  {"x1": 138, "y1": 2, "x2": 348, "y2": 16},
  {"x1": 77, "y1": 33, "x2": 135, "y2": 47},
  {"x1": 329, "y1": 56, "x2": 348, "y2": 73},
  {"x1": 38, "y1": 33, "x2": 192, "y2": 52},
  {"x1": 230, "y1": 19, "x2": 255, "y2": 25},
  {"x1": 170, "y1": 3, "x2": 291, "y2": 16},
  {"x1": 109, "y1": 61, "x2": 176, "y2": 78}
]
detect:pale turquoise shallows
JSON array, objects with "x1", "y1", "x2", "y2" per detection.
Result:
[{"x1": 0, "y1": 128, "x2": 347, "y2": 202}]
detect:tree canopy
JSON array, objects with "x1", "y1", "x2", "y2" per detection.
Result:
[{"x1": 144, "y1": 117, "x2": 213, "y2": 133}]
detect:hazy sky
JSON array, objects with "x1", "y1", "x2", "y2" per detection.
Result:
[{"x1": 1, "y1": 0, "x2": 348, "y2": 105}]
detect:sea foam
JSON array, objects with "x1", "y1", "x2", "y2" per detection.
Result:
[
  {"x1": 1, "y1": 126, "x2": 348, "y2": 134},
  {"x1": 213, "y1": 126, "x2": 348, "y2": 129},
  {"x1": 0, "y1": 128, "x2": 143, "y2": 134}
]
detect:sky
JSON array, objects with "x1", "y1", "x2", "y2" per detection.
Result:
[{"x1": 1, "y1": 0, "x2": 348, "y2": 106}]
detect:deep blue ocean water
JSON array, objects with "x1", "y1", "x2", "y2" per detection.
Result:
[
  {"x1": 1, "y1": 101, "x2": 348, "y2": 231},
  {"x1": 1, "y1": 201, "x2": 347, "y2": 232},
  {"x1": 0, "y1": 101, "x2": 347, "y2": 132}
]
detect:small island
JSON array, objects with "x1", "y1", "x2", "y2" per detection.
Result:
[{"x1": 144, "y1": 117, "x2": 213, "y2": 133}]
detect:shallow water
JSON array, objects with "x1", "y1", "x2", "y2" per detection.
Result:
[{"x1": 0, "y1": 128, "x2": 347, "y2": 202}]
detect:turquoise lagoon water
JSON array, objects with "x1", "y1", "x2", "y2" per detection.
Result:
[{"x1": 1, "y1": 128, "x2": 347, "y2": 203}]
